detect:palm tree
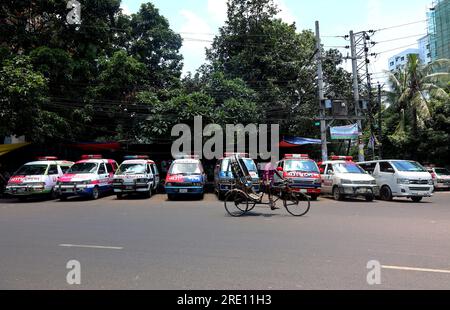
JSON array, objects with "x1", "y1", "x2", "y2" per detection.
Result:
[{"x1": 386, "y1": 54, "x2": 449, "y2": 137}]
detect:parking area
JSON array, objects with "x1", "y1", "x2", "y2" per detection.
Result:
[{"x1": 1, "y1": 192, "x2": 450, "y2": 289}]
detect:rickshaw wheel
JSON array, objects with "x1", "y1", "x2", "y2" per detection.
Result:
[
  {"x1": 224, "y1": 189, "x2": 249, "y2": 217},
  {"x1": 284, "y1": 192, "x2": 310, "y2": 217}
]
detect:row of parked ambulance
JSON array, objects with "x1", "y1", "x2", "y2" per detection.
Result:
[{"x1": 3, "y1": 153, "x2": 450, "y2": 202}]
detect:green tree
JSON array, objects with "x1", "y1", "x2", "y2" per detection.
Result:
[
  {"x1": 128, "y1": 3, "x2": 183, "y2": 89},
  {"x1": 0, "y1": 55, "x2": 47, "y2": 140},
  {"x1": 384, "y1": 56, "x2": 450, "y2": 160},
  {"x1": 205, "y1": 0, "x2": 351, "y2": 139}
]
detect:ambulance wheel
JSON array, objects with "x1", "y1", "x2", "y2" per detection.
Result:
[
  {"x1": 167, "y1": 194, "x2": 175, "y2": 201},
  {"x1": 218, "y1": 192, "x2": 225, "y2": 201},
  {"x1": 332, "y1": 186, "x2": 343, "y2": 201},
  {"x1": 49, "y1": 189, "x2": 58, "y2": 200},
  {"x1": 144, "y1": 189, "x2": 151, "y2": 199},
  {"x1": 380, "y1": 186, "x2": 393, "y2": 201},
  {"x1": 365, "y1": 194, "x2": 374, "y2": 202},
  {"x1": 198, "y1": 193, "x2": 204, "y2": 200},
  {"x1": 18, "y1": 197, "x2": 27, "y2": 202},
  {"x1": 91, "y1": 187, "x2": 100, "y2": 200},
  {"x1": 116, "y1": 193, "x2": 123, "y2": 200},
  {"x1": 309, "y1": 194, "x2": 319, "y2": 201},
  {"x1": 411, "y1": 197, "x2": 423, "y2": 203}
]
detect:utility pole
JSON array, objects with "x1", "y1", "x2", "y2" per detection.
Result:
[
  {"x1": 350, "y1": 30, "x2": 365, "y2": 162},
  {"x1": 377, "y1": 83, "x2": 383, "y2": 159},
  {"x1": 362, "y1": 33, "x2": 375, "y2": 160},
  {"x1": 316, "y1": 21, "x2": 328, "y2": 162}
]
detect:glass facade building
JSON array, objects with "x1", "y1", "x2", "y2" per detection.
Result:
[{"x1": 428, "y1": 0, "x2": 450, "y2": 61}]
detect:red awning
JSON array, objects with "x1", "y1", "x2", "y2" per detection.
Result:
[{"x1": 279, "y1": 141, "x2": 299, "y2": 148}]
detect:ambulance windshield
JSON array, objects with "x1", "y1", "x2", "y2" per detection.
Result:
[
  {"x1": 169, "y1": 163, "x2": 202, "y2": 175},
  {"x1": 15, "y1": 165, "x2": 48, "y2": 176},
  {"x1": 222, "y1": 158, "x2": 258, "y2": 172},
  {"x1": 68, "y1": 163, "x2": 98, "y2": 174},
  {"x1": 334, "y1": 163, "x2": 366, "y2": 174},
  {"x1": 284, "y1": 160, "x2": 319, "y2": 173},
  {"x1": 117, "y1": 164, "x2": 146, "y2": 175}
]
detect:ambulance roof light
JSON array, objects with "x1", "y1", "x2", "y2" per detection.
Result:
[
  {"x1": 330, "y1": 156, "x2": 353, "y2": 161},
  {"x1": 284, "y1": 154, "x2": 310, "y2": 159},
  {"x1": 37, "y1": 156, "x2": 58, "y2": 161},
  {"x1": 224, "y1": 152, "x2": 249, "y2": 158},
  {"x1": 174, "y1": 154, "x2": 200, "y2": 160},
  {"x1": 124, "y1": 155, "x2": 149, "y2": 160},
  {"x1": 81, "y1": 155, "x2": 103, "y2": 160}
]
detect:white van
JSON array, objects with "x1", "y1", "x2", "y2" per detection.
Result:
[
  {"x1": 358, "y1": 160, "x2": 434, "y2": 202},
  {"x1": 319, "y1": 156, "x2": 378, "y2": 201}
]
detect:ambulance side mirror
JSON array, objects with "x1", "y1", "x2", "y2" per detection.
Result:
[
  {"x1": 327, "y1": 170, "x2": 334, "y2": 175},
  {"x1": 277, "y1": 167, "x2": 283, "y2": 172}
]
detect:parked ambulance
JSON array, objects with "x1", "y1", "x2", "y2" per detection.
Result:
[
  {"x1": 56, "y1": 155, "x2": 118, "y2": 200},
  {"x1": 274, "y1": 154, "x2": 321, "y2": 200},
  {"x1": 5, "y1": 157, "x2": 73, "y2": 200},
  {"x1": 319, "y1": 156, "x2": 378, "y2": 201},
  {"x1": 358, "y1": 160, "x2": 433, "y2": 202},
  {"x1": 113, "y1": 155, "x2": 160, "y2": 199},
  {"x1": 214, "y1": 153, "x2": 260, "y2": 200},
  {"x1": 426, "y1": 166, "x2": 450, "y2": 190},
  {"x1": 164, "y1": 155, "x2": 207, "y2": 200}
]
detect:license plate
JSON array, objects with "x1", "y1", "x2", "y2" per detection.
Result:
[{"x1": 179, "y1": 189, "x2": 188, "y2": 193}]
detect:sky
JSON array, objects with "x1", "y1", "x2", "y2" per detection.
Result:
[{"x1": 121, "y1": 0, "x2": 432, "y2": 81}]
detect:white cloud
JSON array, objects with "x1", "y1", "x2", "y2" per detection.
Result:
[
  {"x1": 207, "y1": 0, "x2": 228, "y2": 25},
  {"x1": 274, "y1": 0, "x2": 297, "y2": 25},
  {"x1": 367, "y1": 2, "x2": 428, "y2": 81},
  {"x1": 120, "y1": 3, "x2": 132, "y2": 16},
  {"x1": 179, "y1": 10, "x2": 214, "y2": 75}
]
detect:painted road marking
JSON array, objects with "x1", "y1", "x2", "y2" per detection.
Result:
[
  {"x1": 382, "y1": 265, "x2": 450, "y2": 274},
  {"x1": 59, "y1": 244, "x2": 123, "y2": 250}
]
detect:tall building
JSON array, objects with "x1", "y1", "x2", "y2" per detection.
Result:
[
  {"x1": 418, "y1": 35, "x2": 432, "y2": 65},
  {"x1": 388, "y1": 48, "x2": 420, "y2": 71},
  {"x1": 428, "y1": 0, "x2": 450, "y2": 61}
]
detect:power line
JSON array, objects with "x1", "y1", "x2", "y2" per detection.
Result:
[
  {"x1": 372, "y1": 19, "x2": 428, "y2": 32},
  {"x1": 374, "y1": 33, "x2": 427, "y2": 44},
  {"x1": 374, "y1": 43, "x2": 420, "y2": 55}
]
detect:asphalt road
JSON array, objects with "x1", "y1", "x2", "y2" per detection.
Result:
[{"x1": 1, "y1": 191, "x2": 450, "y2": 290}]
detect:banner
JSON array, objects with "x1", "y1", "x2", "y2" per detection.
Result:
[
  {"x1": 330, "y1": 124, "x2": 360, "y2": 140},
  {"x1": 280, "y1": 136, "x2": 322, "y2": 148}
]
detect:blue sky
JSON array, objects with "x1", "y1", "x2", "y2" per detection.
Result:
[{"x1": 121, "y1": 0, "x2": 431, "y2": 79}]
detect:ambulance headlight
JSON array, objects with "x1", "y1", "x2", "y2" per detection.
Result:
[
  {"x1": 136, "y1": 178, "x2": 148, "y2": 183},
  {"x1": 397, "y1": 178, "x2": 411, "y2": 185},
  {"x1": 428, "y1": 179, "x2": 433, "y2": 185},
  {"x1": 341, "y1": 179, "x2": 352, "y2": 185},
  {"x1": 370, "y1": 180, "x2": 377, "y2": 185}
]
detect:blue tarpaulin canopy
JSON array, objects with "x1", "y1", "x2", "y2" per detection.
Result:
[{"x1": 280, "y1": 137, "x2": 321, "y2": 148}]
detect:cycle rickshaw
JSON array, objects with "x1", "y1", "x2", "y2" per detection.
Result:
[{"x1": 224, "y1": 154, "x2": 311, "y2": 217}]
